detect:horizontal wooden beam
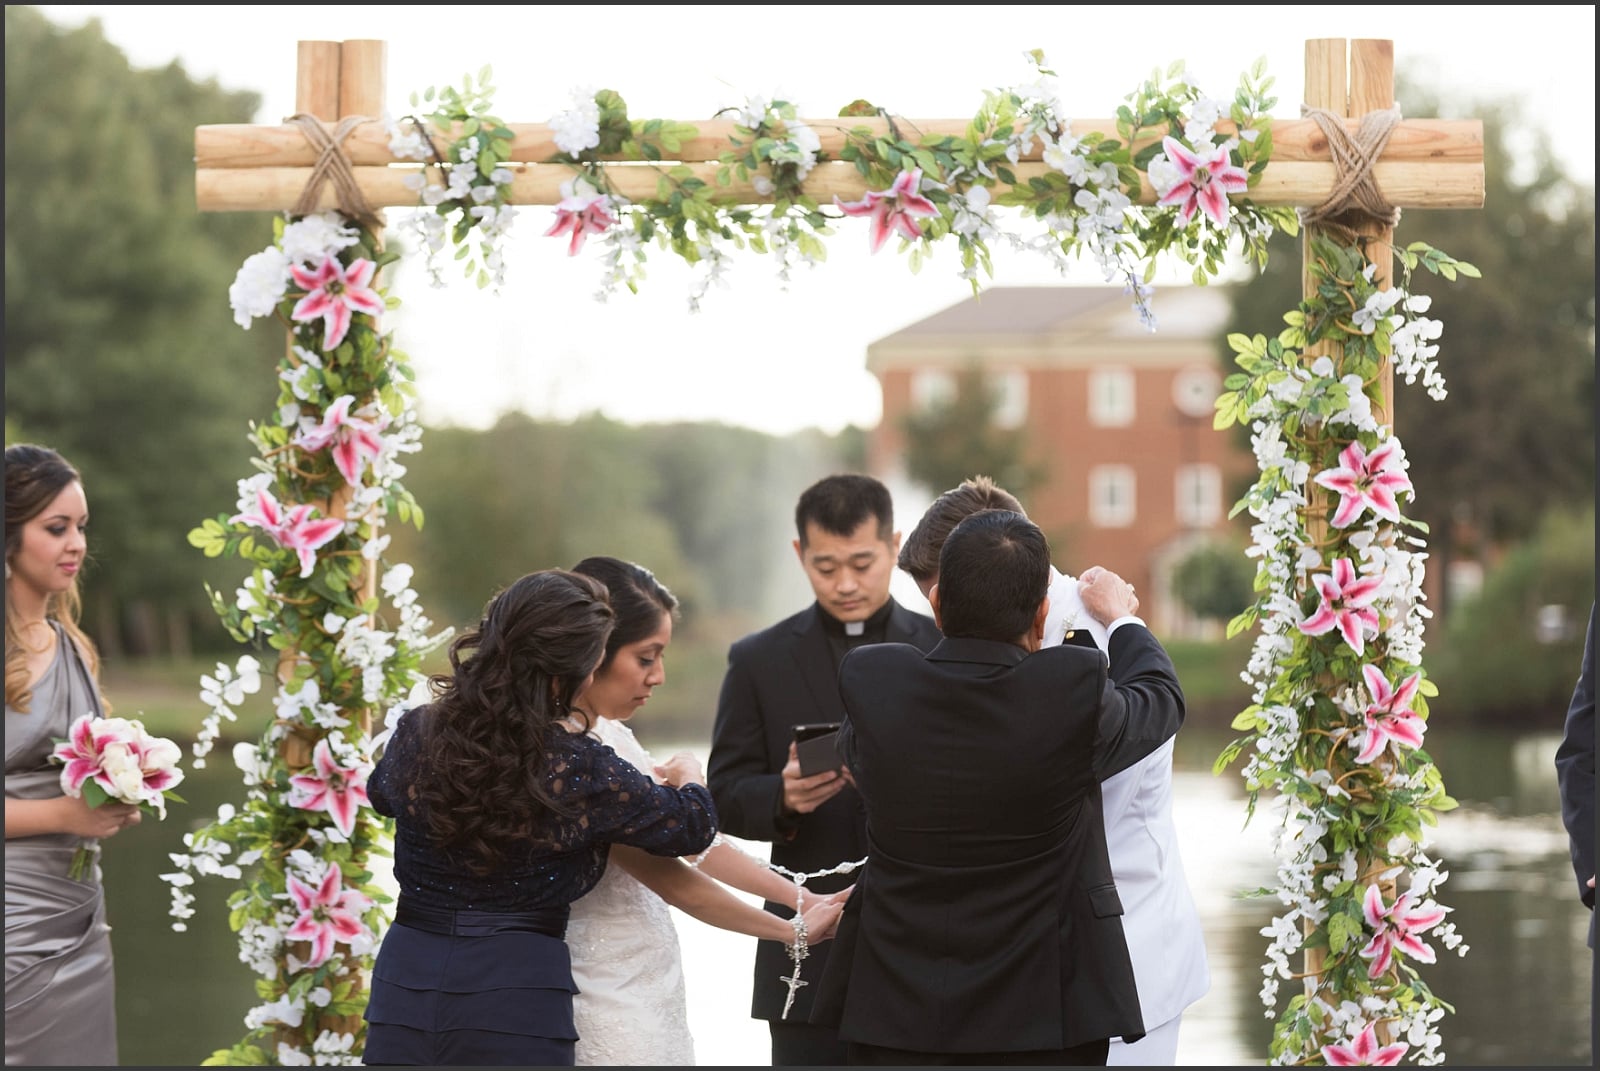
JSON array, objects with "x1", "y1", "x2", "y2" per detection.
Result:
[
  {"x1": 194, "y1": 157, "x2": 1484, "y2": 214},
  {"x1": 196, "y1": 115, "x2": 1482, "y2": 170}
]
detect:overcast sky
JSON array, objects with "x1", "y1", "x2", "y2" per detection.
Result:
[{"x1": 33, "y1": 4, "x2": 1597, "y2": 435}]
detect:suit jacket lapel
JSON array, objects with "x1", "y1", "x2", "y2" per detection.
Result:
[{"x1": 791, "y1": 605, "x2": 848, "y2": 723}]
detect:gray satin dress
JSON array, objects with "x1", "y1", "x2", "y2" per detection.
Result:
[{"x1": 5, "y1": 623, "x2": 119, "y2": 1065}]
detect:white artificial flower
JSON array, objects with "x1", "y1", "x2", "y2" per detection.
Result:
[
  {"x1": 228, "y1": 247, "x2": 291, "y2": 329},
  {"x1": 280, "y1": 212, "x2": 361, "y2": 265},
  {"x1": 550, "y1": 87, "x2": 602, "y2": 156}
]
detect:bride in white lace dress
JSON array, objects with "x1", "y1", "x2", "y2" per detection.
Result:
[{"x1": 565, "y1": 557, "x2": 847, "y2": 1066}]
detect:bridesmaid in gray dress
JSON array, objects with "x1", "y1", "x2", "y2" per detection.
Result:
[{"x1": 5, "y1": 444, "x2": 142, "y2": 1065}]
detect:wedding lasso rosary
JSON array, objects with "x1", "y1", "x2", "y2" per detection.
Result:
[{"x1": 690, "y1": 834, "x2": 866, "y2": 1019}]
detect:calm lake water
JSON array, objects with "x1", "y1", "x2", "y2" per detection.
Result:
[{"x1": 101, "y1": 726, "x2": 1593, "y2": 1066}]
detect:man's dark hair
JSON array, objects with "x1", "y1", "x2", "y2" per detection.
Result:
[
  {"x1": 795, "y1": 473, "x2": 894, "y2": 548},
  {"x1": 934, "y1": 509, "x2": 1049, "y2": 641},
  {"x1": 898, "y1": 475, "x2": 1025, "y2": 582}
]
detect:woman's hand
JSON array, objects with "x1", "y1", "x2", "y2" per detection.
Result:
[
  {"x1": 801, "y1": 888, "x2": 849, "y2": 944},
  {"x1": 64, "y1": 796, "x2": 141, "y2": 839},
  {"x1": 654, "y1": 751, "x2": 706, "y2": 789}
]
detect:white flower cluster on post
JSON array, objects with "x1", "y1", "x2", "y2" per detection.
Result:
[
  {"x1": 167, "y1": 208, "x2": 452, "y2": 1063},
  {"x1": 1215, "y1": 237, "x2": 1479, "y2": 1065}
]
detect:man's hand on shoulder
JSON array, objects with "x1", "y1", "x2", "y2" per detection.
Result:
[{"x1": 1078, "y1": 565, "x2": 1140, "y2": 625}]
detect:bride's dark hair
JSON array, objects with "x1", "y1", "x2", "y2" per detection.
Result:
[
  {"x1": 568, "y1": 556, "x2": 678, "y2": 727},
  {"x1": 414, "y1": 569, "x2": 614, "y2": 873}
]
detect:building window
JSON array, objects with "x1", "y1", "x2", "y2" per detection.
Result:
[
  {"x1": 1172, "y1": 366, "x2": 1221, "y2": 419},
  {"x1": 1090, "y1": 465, "x2": 1136, "y2": 527},
  {"x1": 991, "y1": 369, "x2": 1028, "y2": 428},
  {"x1": 1175, "y1": 464, "x2": 1222, "y2": 527},
  {"x1": 1089, "y1": 367, "x2": 1134, "y2": 426},
  {"x1": 911, "y1": 369, "x2": 956, "y2": 412}
]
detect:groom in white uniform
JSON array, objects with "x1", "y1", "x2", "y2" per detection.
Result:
[{"x1": 895, "y1": 476, "x2": 1209, "y2": 1064}]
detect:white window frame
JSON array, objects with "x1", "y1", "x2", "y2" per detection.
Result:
[
  {"x1": 1088, "y1": 367, "x2": 1135, "y2": 427},
  {"x1": 1089, "y1": 465, "x2": 1136, "y2": 527},
  {"x1": 910, "y1": 369, "x2": 957, "y2": 412},
  {"x1": 1174, "y1": 463, "x2": 1222, "y2": 528},
  {"x1": 991, "y1": 368, "x2": 1028, "y2": 429}
]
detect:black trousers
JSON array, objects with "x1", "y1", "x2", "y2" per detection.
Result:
[
  {"x1": 770, "y1": 1020, "x2": 850, "y2": 1066},
  {"x1": 847, "y1": 1038, "x2": 1109, "y2": 1066}
]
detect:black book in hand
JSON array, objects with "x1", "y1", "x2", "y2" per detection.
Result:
[{"x1": 793, "y1": 722, "x2": 843, "y2": 777}]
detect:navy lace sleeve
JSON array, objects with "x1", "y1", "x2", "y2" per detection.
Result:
[
  {"x1": 370, "y1": 706, "x2": 717, "y2": 912},
  {"x1": 548, "y1": 735, "x2": 718, "y2": 857}
]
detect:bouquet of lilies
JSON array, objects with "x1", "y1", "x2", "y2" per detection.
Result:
[{"x1": 51, "y1": 714, "x2": 185, "y2": 880}]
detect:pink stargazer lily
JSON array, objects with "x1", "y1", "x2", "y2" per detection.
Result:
[
  {"x1": 294, "y1": 395, "x2": 389, "y2": 487},
  {"x1": 53, "y1": 716, "x2": 135, "y2": 797},
  {"x1": 1156, "y1": 136, "x2": 1251, "y2": 228},
  {"x1": 287, "y1": 738, "x2": 371, "y2": 838},
  {"x1": 289, "y1": 254, "x2": 383, "y2": 352},
  {"x1": 1313, "y1": 440, "x2": 1413, "y2": 528},
  {"x1": 230, "y1": 487, "x2": 344, "y2": 579},
  {"x1": 1321, "y1": 1022, "x2": 1410, "y2": 1066},
  {"x1": 284, "y1": 866, "x2": 373, "y2": 968},
  {"x1": 1299, "y1": 557, "x2": 1384, "y2": 655},
  {"x1": 834, "y1": 168, "x2": 939, "y2": 254},
  {"x1": 52, "y1": 716, "x2": 183, "y2": 805},
  {"x1": 1359, "y1": 883, "x2": 1447, "y2": 979},
  {"x1": 545, "y1": 179, "x2": 617, "y2": 255},
  {"x1": 1355, "y1": 664, "x2": 1427, "y2": 763}
]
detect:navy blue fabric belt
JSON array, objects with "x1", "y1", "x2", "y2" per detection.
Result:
[{"x1": 395, "y1": 899, "x2": 570, "y2": 939}]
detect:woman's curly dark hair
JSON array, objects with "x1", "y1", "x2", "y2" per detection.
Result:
[{"x1": 413, "y1": 569, "x2": 614, "y2": 873}]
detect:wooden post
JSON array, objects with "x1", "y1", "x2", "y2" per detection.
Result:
[
  {"x1": 1299, "y1": 36, "x2": 1402, "y2": 1016},
  {"x1": 275, "y1": 40, "x2": 387, "y2": 740},
  {"x1": 273, "y1": 40, "x2": 389, "y2": 1051},
  {"x1": 295, "y1": 41, "x2": 341, "y2": 122}
]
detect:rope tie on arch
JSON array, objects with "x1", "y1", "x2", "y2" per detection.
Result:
[
  {"x1": 1299, "y1": 105, "x2": 1404, "y2": 244},
  {"x1": 287, "y1": 113, "x2": 382, "y2": 230}
]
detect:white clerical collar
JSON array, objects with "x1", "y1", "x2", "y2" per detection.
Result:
[{"x1": 844, "y1": 621, "x2": 865, "y2": 637}]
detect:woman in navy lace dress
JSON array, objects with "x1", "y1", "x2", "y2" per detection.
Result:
[{"x1": 362, "y1": 569, "x2": 719, "y2": 1066}]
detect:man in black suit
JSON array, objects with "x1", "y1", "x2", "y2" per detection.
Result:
[
  {"x1": 707, "y1": 473, "x2": 942, "y2": 1066},
  {"x1": 1555, "y1": 602, "x2": 1595, "y2": 1058},
  {"x1": 812, "y1": 508, "x2": 1185, "y2": 1065}
]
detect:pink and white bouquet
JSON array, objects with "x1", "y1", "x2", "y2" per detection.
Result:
[{"x1": 51, "y1": 714, "x2": 185, "y2": 879}]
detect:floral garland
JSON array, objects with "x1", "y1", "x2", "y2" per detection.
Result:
[
  {"x1": 1214, "y1": 235, "x2": 1480, "y2": 1065},
  {"x1": 391, "y1": 54, "x2": 1296, "y2": 327},
  {"x1": 170, "y1": 49, "x2": 1482, "y2": 1066},
  {"x1": 162, "y1": 210, "x2": 450, "y2": 1064}
]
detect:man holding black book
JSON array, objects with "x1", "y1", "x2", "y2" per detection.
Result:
[{"x1": 707, "y1": 473, "x2": 941, "y2": 1065}]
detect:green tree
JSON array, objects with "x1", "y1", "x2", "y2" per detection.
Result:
[
  {"x1": 390, "y1": 412, "x2": 687, "y2": 629},
  {"x1": 1171, "y1": 539, "x2": 1256, "y2": 623},
  {"x1": 637, "y1": 421, "x2": 855, "y2": 615},
  {"x1": 1220, "y1": 83, "x2": 1595, "y2": 615},
  {"x1": 1431, "y1": 504, "x2": 1595, "y2": 717},
  {"x1": 900, "y1": 364, "x2": 1047, "y2": 499},
  {"x1": 5, "y1": 7, "x2": 283, "y2": 656},
  {"x1": 389, "y1": 414, "x2": 855, "y2": 632}
]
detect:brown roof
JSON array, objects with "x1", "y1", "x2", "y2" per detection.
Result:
[{"x1": 871, "y1": 286, "x2": 1132, "y2": 341}]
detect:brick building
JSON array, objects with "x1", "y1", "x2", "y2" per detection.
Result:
[{"x1": 866, "y1": 285, "x2": 1256, "y2": 637}]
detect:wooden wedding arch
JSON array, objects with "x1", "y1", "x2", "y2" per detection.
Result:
[{"x1": 186, "y1": 35, "x2": 1484, "y2": 1064}]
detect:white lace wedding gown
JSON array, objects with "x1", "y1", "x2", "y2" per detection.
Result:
[{"x1": 567, "y1": 717, "x2": 698, "y2": 1065}]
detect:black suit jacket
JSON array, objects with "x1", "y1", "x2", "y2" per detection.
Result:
[
  {"x1": 811, "y1": 623, "x2": 1185, "y2": 1054},
  {"x1": 1556, "y1": 603, "x2": 1596, "y2": 947},
  {"x1": 707, "y1": 598, "x2": 941, "y2": 1022}
]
